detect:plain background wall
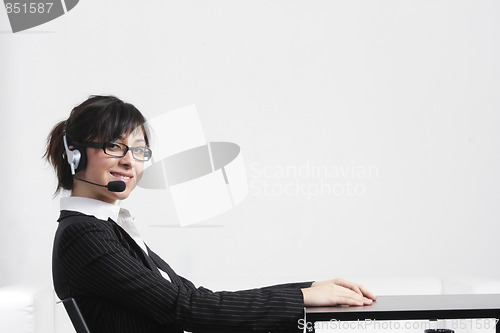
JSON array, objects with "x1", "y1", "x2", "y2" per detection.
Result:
[{"x1": 1, "y1": 0, "x2": 499, "y2": 292}]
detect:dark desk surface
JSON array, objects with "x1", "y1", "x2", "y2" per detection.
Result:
[{"x1": 306, "y1": 294, "x2": 500, "y2": 314}]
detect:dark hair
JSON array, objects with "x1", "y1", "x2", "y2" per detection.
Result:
[{"x1": 44, "y1": 95, "x2": 149, "y2": 194}]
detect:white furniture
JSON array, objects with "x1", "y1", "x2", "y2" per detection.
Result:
[{"x1": 0, "y1": 285, "x2": 54, "y2": 333}]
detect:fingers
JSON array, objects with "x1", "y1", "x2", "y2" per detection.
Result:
[
  {"x1": 304, "y1": 278, "x2": 377, "y2": 307},
  {"x1": 334, "y1": 278, "x2": 377, "y2": 301},
  {"x1": 333, "y1": 278, "x2": 363, "y2": 297},
  {"x1": 333, "y1": 284, "x2": 365, "y2": 306},
  {"x1": 332, "y1": 286, "x2": 375, "y2": 307},
  {"x1": 335, "y1": 295, "x2": 364, "y2": 306},
  {"x1": 359, "y1": 284, "x2": 377, "y2": 301},
  {"x1": 363, "y1": 296, "x2": 374, "y2": 305}
]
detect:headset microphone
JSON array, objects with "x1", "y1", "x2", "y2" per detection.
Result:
[
  {"x1": 107, "y1": 180, "x2": 127, "y2": 192},
  {"x1": 74, "y1": 176, "x2": 126, "y2": 193}
]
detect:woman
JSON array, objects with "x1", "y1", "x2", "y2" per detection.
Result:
[{"x1": 45, "y1": 95, "x2": 376, "y2": 333}]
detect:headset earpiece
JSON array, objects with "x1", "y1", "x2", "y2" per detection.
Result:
[
  {"x1": 63, "y1": 132, "x2": 86, "y2": 174},
  {"x1": 74, "y1": 144, "x2": 86, "y2": 173}
]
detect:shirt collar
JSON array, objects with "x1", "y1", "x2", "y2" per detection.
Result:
[{"x1": 60, "y1": 196, "x2": 120, "y2": 222}]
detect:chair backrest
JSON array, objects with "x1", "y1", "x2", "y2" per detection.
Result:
[{"x1": 62, "y1": 298, "x2": 91, "y2": 333}]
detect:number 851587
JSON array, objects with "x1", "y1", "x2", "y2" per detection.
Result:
[{"x1": 5, "y1": 2, "x2": 53, "y2": 14}]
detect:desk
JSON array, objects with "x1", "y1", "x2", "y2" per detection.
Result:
[{"x1": 305, "y1": 294, "x2": 500, "y2": 333}]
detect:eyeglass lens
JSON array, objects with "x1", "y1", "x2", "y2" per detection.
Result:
[{"x1": 104, "y1": 142, "x2": 151, "y2": 161}]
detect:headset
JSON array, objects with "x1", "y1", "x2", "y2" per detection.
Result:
[{"x1": 62, "y1": 131, "x2": 86, "y2": 175}]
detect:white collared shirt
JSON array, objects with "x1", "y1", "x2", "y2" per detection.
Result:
[{"x1": 60, "y1": 196, "x2": 171, "y2": 282}]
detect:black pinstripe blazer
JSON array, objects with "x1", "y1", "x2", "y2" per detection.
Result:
[{"x1": 53, "y1": 210, "x2": 312, "y2": 333}]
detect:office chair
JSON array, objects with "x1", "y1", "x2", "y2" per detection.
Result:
[{"x1": 62, "y1": 298, "x2": 91, "y2": 333}]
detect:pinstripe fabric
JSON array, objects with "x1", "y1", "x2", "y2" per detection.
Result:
[{"x1": 53, "y1": 211, "x2": 312, "y2": 333}]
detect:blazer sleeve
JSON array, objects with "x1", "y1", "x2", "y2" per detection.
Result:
[
  {"x1": 148, "y1": 247, "x2": 313, "y2": 293},
  {"x1": 57, "y1": 218, "x2": 309, "y2": 332}
]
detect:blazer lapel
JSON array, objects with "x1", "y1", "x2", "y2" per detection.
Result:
[
  {"x1": 146, "y1": 246, "x2": 181, "y2": 285},
  {"x1": 109, "y1": 219, "x2": 162, "y2": 276}
]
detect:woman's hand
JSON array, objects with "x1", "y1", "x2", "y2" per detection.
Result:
[{"x1": 301, "y1": 278, "x2": 376, "y2": 307}]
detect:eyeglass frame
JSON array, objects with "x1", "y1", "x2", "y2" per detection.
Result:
[{"x1": 80, "y1": 141, "x2": 153, "y2": 161}]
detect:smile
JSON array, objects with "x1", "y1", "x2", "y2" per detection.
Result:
[{"x1": 110, "y1": 172, "x2": 132, "y2": 180}]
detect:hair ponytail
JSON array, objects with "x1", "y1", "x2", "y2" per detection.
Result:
[{"x1": 44, "y1": 120, "x2": 73, "y2": 195}]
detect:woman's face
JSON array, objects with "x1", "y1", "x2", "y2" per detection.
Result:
[{"x1": 72, "y1": 128, "x2": 146, "y2": 204}]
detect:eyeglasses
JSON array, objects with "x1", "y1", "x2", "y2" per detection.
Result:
[{"x1": 82, "y1": 142, "x2": 152, "y2": 161}]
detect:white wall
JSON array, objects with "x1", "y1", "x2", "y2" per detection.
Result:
[{"x1": 1, "y1": 0, "x2": 499, "y2": 291}]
